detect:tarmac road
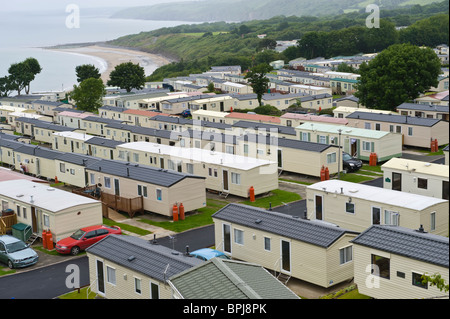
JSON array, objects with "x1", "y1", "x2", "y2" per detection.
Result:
[{"x1": 0, "y1": 256, "x2": 89, "y2": 299}]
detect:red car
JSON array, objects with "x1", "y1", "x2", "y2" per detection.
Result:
[{"x1": 55, "y1": 225, "x2": 121, "y2": 255}]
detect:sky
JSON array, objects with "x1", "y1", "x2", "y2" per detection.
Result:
[{"x1": 1, "y1": 0, "x2": 189, "y2": 12}]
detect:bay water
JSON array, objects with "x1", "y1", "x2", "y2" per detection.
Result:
[{"x1": 0, "y1": 9, "x2": 193, "y2": 93}]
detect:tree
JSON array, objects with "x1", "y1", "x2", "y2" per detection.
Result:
[
  {"x1": 244, "y1": 63, "x2": 272, "y2": 106},
  {"x1": 107, "y1": 62, "x2": 146, "y2": 93},
  {"x1": 8, "y1": 58, "x2": 42, "y2": 95},
  {"x1": 70, "y1": 78, "x2": 106, "y2": 112},
  {"x1": 355, "y1": 44, "x2": 441, "y2": 111},
  {"x1": 0, "y1": 76, "x2": 13, "y2": 97},
  {"x1": 75, "y1": 64, "x2": 101, "y2": 83}
]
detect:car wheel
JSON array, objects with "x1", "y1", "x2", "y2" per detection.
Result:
[
  {"x1": 7, "y1": 260, "x2": 14, "y2": 269},
  {"x1": 70, "y1": 246, "x2": 80, "y2": 256}
]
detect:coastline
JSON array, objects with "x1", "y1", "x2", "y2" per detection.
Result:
[{"x1": 46, "y1": 43, "x2": 174, "y2": 83}]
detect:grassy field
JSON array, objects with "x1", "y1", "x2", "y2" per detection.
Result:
[
  {"x1": 136, "y1": 199, "x2": 228, "y2": 233},
  {"x1": 240, "y1": 189, "x2": 302, "y2": 209}
]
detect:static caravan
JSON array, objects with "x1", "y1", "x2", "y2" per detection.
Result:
[
  {"x1": 231, "y1": 120, "x2": 297, "y2": 139},
  {"x1": 396, "y1": 103, "x2": 449, "y2": 121},
  {"x1": 296, "y1": 123, "x2": 403, "y2": 162},
  {"x1": 381, "y1": 158, "x2": 449, "y2": 200},
  {"x1": 168, "y1": 258, "x2": 300, "y2": 299},
  {"x1": 212, "y1": 203, "x2": 359, "y2": 288},
  {"x1": 281, "y1": 113, "x2": 348, "y2": 128},
  {"x1": 122, "y1": 109, "x2": 170, "y2": 128},
  {"x1": 189, "y1": 95, "x2": 235, "y2": 112},
  {"x1": 306, "y1": 180, "x2": 449, "y2": 236},
  {"x1": 0, "y1": 180, "x2": 102, "y2": 242},
  {"x1": 14, "y1": 144, "x2": 62, "y2": 179},
  {"x1": 33, "y1": 122, "x2": 77, "y2": 144},
  {"x1": 288, "y1": 84, "x2": 332, "y2": 97},
  {"x1": 352, "y1": 225, "x2": 449, "y2": 299},
  {"x1": 115, "y1": 142, "x2": 279, "y2": 198},
  {"x1": 237, "y1": 134, "x2": 342, "y2": 177},
  {"x1": 52, "y1": 131, "x2": 94, "y2": 153},
  {"x1": 192, "y1": 109, "x2": 228, "y2": 123},
  {"x1": 85, "y1": 159, "x2": 206, "y2": 217},
  {"x1": 81, "y1": 116, "x2": 124, "y2": 136},
  {"x1": 333, "y1": 106, "x2": 397, "y2": 119},
  {"x1": 224, "y1": 112, "x2": 281, "y2": 125},
  {"x1": 0, "y1": 139, "x2": 27, "y2": 167},
  {"x1": 84, "y1": 137, "x2": 123, "y2": 160},
  {"x1": 54, "y1": 153, "x2": 100, "y2": 188},
  {"x1": 346, "y1": 111, "x2": 449, "y2": 148},
  {"x1": 57, "y1": 111, "x2": 93, "y2": 129},
  {"x1": 86, "y1": 235, "x2": 203, "y2": 299}
]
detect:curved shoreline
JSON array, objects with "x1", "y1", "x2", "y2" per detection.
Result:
[{"x1": 47, "y1": 44, "x2": 174, "y2": 82}]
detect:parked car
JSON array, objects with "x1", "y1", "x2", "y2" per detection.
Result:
[
  {"x1": 181, "y1": 109, "x2": 191, "y2": 118},
  {"x1": 55, "y1": 225, "x2": 121, "y2": 256},
  {"x1": 342, "y1": 152, "x2": 363, "y2": 172},
  {"x1": 0, "y1": 235, "x2": 39, "y2": 269},
  {"x1": 189, "y1": 248, "x2": 230, "y2": 261}
]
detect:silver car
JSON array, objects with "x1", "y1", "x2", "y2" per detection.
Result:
[{"x1": 0, "y1": 235, "x2": 39, "y2": 269}]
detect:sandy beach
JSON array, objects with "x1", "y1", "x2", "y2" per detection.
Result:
[{"x1": 50, "y1": 45, "x2": 173, "y2": 82}]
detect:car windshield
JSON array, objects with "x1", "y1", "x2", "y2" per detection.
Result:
[
  {"x1": 6, "y1": 241, "x2": 28, "y2": 253},
  {"x1": 70, "y1": 229, "x2": 86, "y2": 240},
  {"x1": 343, "y1": 153, "x2": 353, "y2": 161}
]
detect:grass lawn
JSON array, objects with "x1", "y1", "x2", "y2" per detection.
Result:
[
  {"x1": 360, "y1": 164, "x2": 382, "y2": 173},
  {"x1": 0, "y1": 268, "x2": 15, "y2": 276},
  {"x1": 58, "y1": 287, "x2": 96, "y2": 299},
  {"x1": 279, "y1": 178, "x2": 314, "y2": 185},
  {"x1": 137, "y1": 199, "x2": 228, "y2": 233},
  {"x1": 337, "y1": 289, "x2": 371, "y2": 299},
  {"x1": 103, "y1": 218, "x2": 152, "y2": 236},
  {"x1": 240, "y1": 189, "x2": 301, "y2": 209},
  {"x1": 337, "y1": 173, "x2": 376, "y2": 183}
]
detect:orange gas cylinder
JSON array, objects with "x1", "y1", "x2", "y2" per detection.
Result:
[
  {"x1": 42, "y1": 230, "x2": 48, "y2": 249},
  {"x1": 320, "y1": 166, "x2": 326, "y2": 181},
  {"x1": 371, "y1": 153, "x2": 377, "y2": 166},
  {"x1": 179, "y1": 203, "x2": 185, "y2": 220},
  {"x1": 249, "y1": 186, "x2": 255, "y2": 202},
  {"x1": 46, "y1": 231, "x2": 54, "y2": 250},
  {"x1": 173, "y1": 204, "x2": 179, "y2": 222},
  {"x1": 431, "y1": 139, "x2": 437, "y2": 152},
  {"x1": 434, "y1": 139, "x2": 438, "y2": 152},
  {"x1": 325, "y1": 167, "x2": 329, "y2": 180}
]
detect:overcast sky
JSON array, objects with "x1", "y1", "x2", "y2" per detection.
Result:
[{"x1": 1, "y1": 0, "x2": 188, "y2": 12}]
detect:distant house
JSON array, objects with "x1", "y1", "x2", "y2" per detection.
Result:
[
  {"x1": 0, "y1": 180, "x2": 102, "y2": 242},
  {"x1": 345, "y1": 111, "x2": 449, "y2": 148},
  {"x1": 168, "y1": 258, "x2": 300, "y2": 299},
  {"x1": 381, "y1": 157, "x2": 449, "y2": 200},
  {"x1": 212, "y1": 203, "x2": 359, "y2": 288},
  {"x1": 210, "y1": 65, "x2": 242, "y2": 75},
  {"x1": 329, "y1": 78, "x2": 358, "y2": 95},
  {"x1": 86, "y1": 234, "x2": 203, "y2": 299},
  {"x1": 306, "y1": 180, "x2": 449, "y2": 236},
  {"x1": 351, "y1": 225, "x2": 449, "y2": 299}
]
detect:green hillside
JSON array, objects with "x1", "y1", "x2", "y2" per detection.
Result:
[
  {"x1": 107, "y1": 0, "x2": 449, "y2": 81},
  {"x1": 111, "y1": 0, "x2": 442, "y2": 22}
]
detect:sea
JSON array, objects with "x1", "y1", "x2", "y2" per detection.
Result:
[{"x1": 0, "y1": 9, "x2": 194, "y2": 94}]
